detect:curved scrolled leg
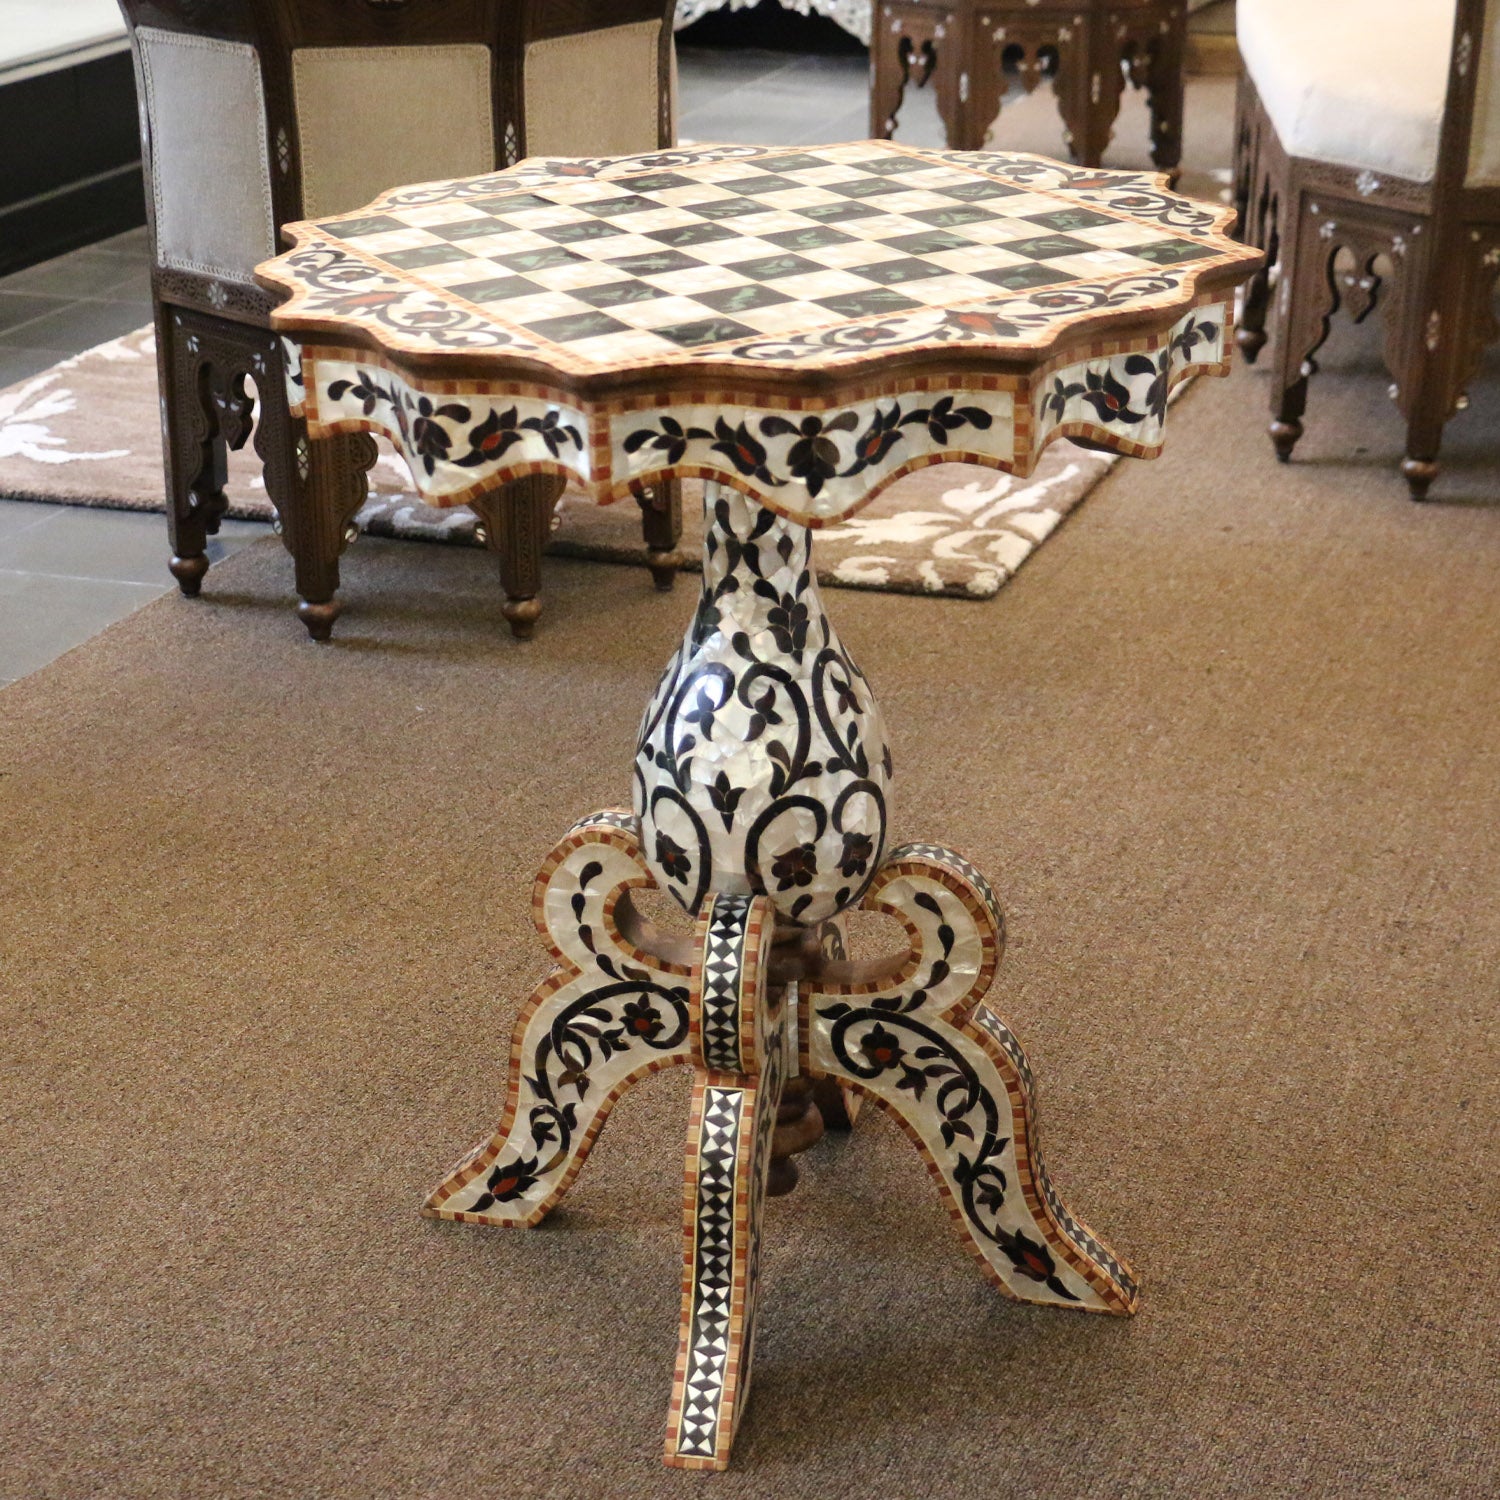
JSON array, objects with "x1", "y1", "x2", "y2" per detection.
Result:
[
  {"x1": 665, "y1": 892, "x2": 786, "y2": 1471},
  {"x1": 423, "y1": 811, "x2": 694, "y2": 1227},
  {"x1": 801, "y1": 844, "x2": 1139, "y2": 1316}
]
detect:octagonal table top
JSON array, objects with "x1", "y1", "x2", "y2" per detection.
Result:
[{"x1": 256, "y1": 141, "x2": 1261, "y2": 524}]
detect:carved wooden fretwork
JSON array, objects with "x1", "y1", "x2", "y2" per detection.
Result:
[{"x1": 871, "y1": 1, "x2": 1186, "y2": 170}]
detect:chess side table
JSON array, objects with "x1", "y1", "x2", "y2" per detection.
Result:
[{"x1": 257, "y1": 141, "x2": 1260, "y2": 1471}]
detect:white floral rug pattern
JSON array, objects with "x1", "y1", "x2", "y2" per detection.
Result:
[{"x1": 0, "y1": 326, "x2": 1130, "y2": 599}]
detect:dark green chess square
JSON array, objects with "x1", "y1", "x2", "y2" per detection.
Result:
[
  {"x1": 854, "y1": 155, "x2": 929, "y2": 176},
  {"x1": 726, "y1": 252, "x2": 824, "y2": 282},
  {"x1": 653, "y1": 316, "x2": 757, "y2": 348},
  {"x1": 754, "y1": 152, "x2": 831, "y2": 172},
  {"x1": 1023, "y1": 207, "x2": 1116, "y2": 232},
  {"x1": 524, "y1": 309, "x2": 632, "y2": 343},
  {"x1": 324, "y1": 214, "x2": 407, "y2": 240},
  {"x1": 882, "y1": 229, "x2": 971, "y2": 256},
  {"x1": 572, "y1": 280, "x2": 674, "y2": 309},
  {"x1": 825, "y1": 176, "x2": 905, "y2": 199},
  {"x1": 580, "y1": 194, "x2": 661, "y2": 218},
  {"x1": 535, "y1": 219, "x2": 626, "y2": 245},
  {"x1": 1124, "y1": 239, "x2": 1216, "y2": 265},
  {"x1": 935, "y1": 180, "x2": 1024, "y2": 202},
  {"x1": 612, "y1": 171, "x2": 695, "y2": 192},
  {"x1": 424, "y1": 219, "x2": 506, "y2": 242},
  {"x1": 504, "y1": 246, "x2": 586, "y2": 273},
  {"x1": 693, "y1": 283, "x2": 794, "y2": 315},
  {"x1": 603, "y1": 248, "x2": 705, "y2": 278},
  {"x1": 798, "y1": 201, "x2": 880, "y2": 224},
  {"x1": 717, "y1": 173, "x2": 804, "y2": 196},
  {"x1": 763, "y1": 224, "x2": 856, "y2": 251},
  {"x1": 1001, "y1": 233, "x2": 1095, "y2": 260},
  {"x1": 814, "y1": 287, "x2": 921, "y2": 317},
  {"x1": 383, "y1": 243, "x2": 472, "y2": 270},
  {"x1": 467, "y1": 192, "x2": 557, "y2": 213},
  {"x1": 908, "y1": 205, "x2": 995, "y2": 229},
  {"x1": 972, "y1": 264, "x2": 1074, "y2": 291},
  {"x1": 853, "y1": 257, "x2": 948, "y2": 286},
  {"x1": 647, "y1": 222, "x2": 741, "y2": 248},
  {"x1": 689, "y1": 198, "x2": 761, "y2": 221},
  {"x1": 448, "y1": 274, "x2": 544, "y2": 304}
]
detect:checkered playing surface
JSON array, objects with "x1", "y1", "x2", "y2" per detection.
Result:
[{"x1": 300, "y1": 142, "x2": 1219, "y2": 373}]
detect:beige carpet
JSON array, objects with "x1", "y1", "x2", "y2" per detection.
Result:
[
  {"x1": 0, "y1": 325, "x2": 1124, "y2": 600},
  {"x1": 1, "y1": 333, "x2": 1497, "y2": 1498}
]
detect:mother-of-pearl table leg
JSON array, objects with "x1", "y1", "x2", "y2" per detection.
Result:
[{"x1": 423, "y1": 480, "x2": 1138, "y2": 1472}]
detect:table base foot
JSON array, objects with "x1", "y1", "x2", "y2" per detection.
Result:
[
  {"x1": 296, "y1": 597, "x2": 343, "y2": 642},
  {"x1": 665, "y1": 891, "x2": 784, "y2": 1470},
  {"x1": 425, "y1": 818, "x2": 1137, "y2": 1471},
  {"x1": 801, "y1": 842, "x2": 1139, "y2": 1317}
]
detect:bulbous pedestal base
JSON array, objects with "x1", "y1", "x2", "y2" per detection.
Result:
[{"x1": 634, "y1": 483, "x2": 893, "y2": 927}]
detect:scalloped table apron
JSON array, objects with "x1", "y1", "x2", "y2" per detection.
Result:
[{"x1": 257, "y1": 140, "x2": 1261, "y2": 1472}]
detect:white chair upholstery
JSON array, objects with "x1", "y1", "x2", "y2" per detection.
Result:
[{"x1": 1238, "y1": 0, "x2": 1454, "y2": 182}]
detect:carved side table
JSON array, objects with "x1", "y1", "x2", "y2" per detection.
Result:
[
  {"x1": 257, "y1": 141, "x2": 1260, "y2": 1471},
  {"x1": 871, "y1": 1, "x2": 1187, "y2": 171}
]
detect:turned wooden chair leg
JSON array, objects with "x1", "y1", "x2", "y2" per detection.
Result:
[
  {"x1": 1402, "y1": 392, "x2": 1449, "y2": 502},
  {"x1": 470, "y1": 475, "x2": 567, "y2": 641},
  {"x1": 1146, "y1": 21, "x2": 1187, "y2": 180},
  {"x1": 637, "y1": 478, "x2": 683, "y2": 592},
  {"x1": 1265, "y1": 200, "x2": 1320, "y2": 464},
  {"x1": 156, "y1": 305, "x2": 232, "y2": 598},
  {"x1": 1056, "y1": 35, "x2": 1123, "y2": 169}
]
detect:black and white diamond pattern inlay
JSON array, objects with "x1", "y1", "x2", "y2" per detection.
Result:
[
  {"x1": 700, "y1": 896, "x2": 752, "y2": 1073},
  {"x1": 678, "y1": 1088, "x2": 743, "y2": 1459}
]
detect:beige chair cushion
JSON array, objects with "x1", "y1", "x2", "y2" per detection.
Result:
[
  {"x1": 293, "y1": 45, "x2": 494, "y2": 219},
  {"x1": 524, "y1": 21, "x2": 665, "y2": 158},
  {"x1": 134, "y1": 27, "x2": 274, "y2": 284},
  {"x1": 1238, "y1": 0, "x2": 1453, "y2": 183},
  {"x1": 1468, "y1": 5, "x2": 1500, "y2": 185}
]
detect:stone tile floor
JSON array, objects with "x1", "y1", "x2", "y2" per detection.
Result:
[{"x1": 0, "y1": 51, "x2": 1234, "y2": 687}]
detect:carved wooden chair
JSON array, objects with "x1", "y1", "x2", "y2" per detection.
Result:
[
  {"x1": 870, "y1": 0, "x2": 1187, "y2": 173},
  {"x1": 1234, "y1": 0, "x2": 1500, "y2": 499},
  {"x1": 119, "y1": 0, "x2": 682, "y2": 640}
]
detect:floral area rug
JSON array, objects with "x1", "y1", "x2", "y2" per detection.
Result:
[{"x1": 0, "y1": 326, "x2": 1133, "y2": 599}]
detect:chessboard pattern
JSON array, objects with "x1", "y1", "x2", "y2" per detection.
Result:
[{"x1": 263, "y1": 141, "x2": 1257, "y2": 378}]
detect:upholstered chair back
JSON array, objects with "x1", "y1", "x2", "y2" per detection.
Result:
[
  {"x1": 118, "y1": 1, "x2": 676, "y2": 295},
  {"x1": 1463, "y1": 0, "x2": 1500, "y2": 183}
]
